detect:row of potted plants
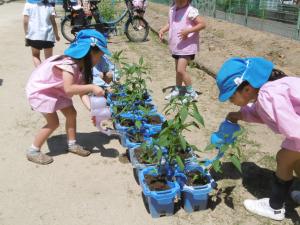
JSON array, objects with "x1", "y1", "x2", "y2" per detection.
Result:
[{"x1": 107, "y1": 51, "x2": 243, "y2": 218}]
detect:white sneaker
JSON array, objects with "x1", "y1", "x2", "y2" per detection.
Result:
[
  {"x1": 243, "y1": 198, "x2": 285, "y2": 221},
  {"x1": 291, "y1": 190, "x2": 300, "y2": 204},
  {"x1": 165, "y1": 89, "x2": 180, "y2": 100},
  {"x1": 182, "y1": 91, "x2": 198, "y2": 104}
]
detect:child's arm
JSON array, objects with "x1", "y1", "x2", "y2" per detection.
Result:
[
  {"x1": 178, "y1": 16, "x2": 206, "y2": 40},
  {"x1": 63, "y1": 71, "x2": 105, "y2": 97},
  {"x1": 227, "y1": 104, "x2": 264, "y2": 124},
  {"x1": 50, "y1": 14, "x2": 60, "y2": 41},
  {"x1": 80, "y1": 94, "x2": 91, "y2": 110},
  {"x1": 23, "y1": 15, "x2": 29, "y2": 35},
  {"x1": 159, "y1": 23, "x2": 169, "y2": 41}
]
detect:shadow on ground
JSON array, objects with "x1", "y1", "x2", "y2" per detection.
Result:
[
  {"x1": 210, "y1": 162, "x2": 300, "y2": 224},
  {"x1": 46, "y1": 132, "x2": 120, "y2": 158}
]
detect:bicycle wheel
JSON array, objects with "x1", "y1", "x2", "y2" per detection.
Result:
[
  {"x1": 61, "y1": 16, "x2": 76, "y2": 43},
  {"x1": 124, "y1": 16, "x2": 149, "y2": 42}
]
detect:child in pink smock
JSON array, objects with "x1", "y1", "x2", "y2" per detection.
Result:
[
  {"x1": 26, "y1": 29, "x2": 111, "y2": 165},
  {"x1": 159, "y1": 0, "x2": 206, "y2": 102},
  {"x1": 216, "y1": 57, "x2": 300, "y2": 221}
]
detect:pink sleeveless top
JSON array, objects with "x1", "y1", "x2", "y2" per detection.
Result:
[
  {"x1": 168, "y1": 4, "x2": 200, "y2": 55},
  {"x1": 26, "y1": 55, "x2": 83, "y2": 113}
]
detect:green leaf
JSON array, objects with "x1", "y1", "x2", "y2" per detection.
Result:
[
  {"x1": 179, "y1": 135, "x2": 187, "y2": 151},
  {"x1": 135, "y1": 120, "x2": 142, "y2": 129},
  {"x1": 230, "y1": 155, "x2": 242, "y2": 173},
  {"x1": 192, "y1": 103, "x2": 205, "y2": 126},
  {"x1": 190, "y1": 144, "x2": 201, "y2": 152},
  {"x1": 204, "y1": 144, "x2": 216, "y2": 151},
  {"x1": 158, "y1": 134, "x2": 169, "y2": 147},
  {"x1": 156, "y1": 148, "x2": 163, "y2": 162},
  {"x1": 176, "y1": 155, "x2": 185, "y2": 171},
  {"x1": 139, "y1": 57, "x2": 144, "y2": 65},
  {"x1": 212, "y1": 160, "x2": 222, "y2": 173},
  {"x1": 179, "y1": 106, "x2": 189, "y2": 123}
]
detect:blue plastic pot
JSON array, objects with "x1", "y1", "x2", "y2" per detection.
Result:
[
  {"x1": 175, "y1": 165, "x2": 215, "y2": 213},
  {"x1": 142, "y1": 113, "x2": 166, "y2": 135},
  {"x1": 120, "y1": 131, "x2": 152, "y2": 149},
  {"x1": 139, "y1": 166, "x2": 181, "y2": 218}
]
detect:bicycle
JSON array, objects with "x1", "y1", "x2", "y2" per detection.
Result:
[{"x1": 61, "y1": 0, "x2": 149, "y2": 42}]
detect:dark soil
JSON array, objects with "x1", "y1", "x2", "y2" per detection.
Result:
[
  {"x1": 134, "y1": 147, "x2": 157, "y2": 164},
  {"x1": 120, "y1": 119, "x2": 135, "y2": 127},
  {"x1": 177, "y1": 150, "x2": 193, "y2": 160},
  {"x1": 142, "y1": 92, "x2": 150, "y2": 100},
  {"x1": 186, "y1": 171, "x2": 209, "y2": 186},
  {"x1": 129, "y1": 133, "x2": 145, "y2": 143},
  {"x1": 110, "y1": 95, "x2": 118, "y2": 101},
  {"x1": 146, "y1": 115, "x2": 162, "y2": 125},
  {"x1": 144, "y1": 174, "x2": 171, "y2": 191}
]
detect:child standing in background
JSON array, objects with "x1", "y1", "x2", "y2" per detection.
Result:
[
  {"x1": 159, "y1": 0, "x2": 206, "y2": 102},
  {"x1": 23, "y1": 0, "x2": 60, "y2": 67}
]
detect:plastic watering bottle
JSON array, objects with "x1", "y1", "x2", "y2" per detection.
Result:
[{"x1": 89, "y1": 95, "x2": 119, "y2": 136}]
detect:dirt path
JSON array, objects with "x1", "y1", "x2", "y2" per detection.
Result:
[{"x1": 0, "y1": 2, "x2": 298, "y2": 225}]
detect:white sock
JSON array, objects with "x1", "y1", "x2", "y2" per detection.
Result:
[
  {"x1": 27, "y1": 144, "x2": 40, "y2": 155},
  {"x1": 68, "y1": 140, "x2": 76, "y2": 147}
]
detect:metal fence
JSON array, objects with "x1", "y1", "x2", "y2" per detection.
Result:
[{"x1": 150, "y1": 0, "x2": 300, "y2": 40}]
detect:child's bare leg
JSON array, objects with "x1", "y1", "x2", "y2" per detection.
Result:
[
  {"x1": 60, "y1": 106, "x2": 91, "y2": 156},
  {"x1": 276, "y1": 149, "x2": 300, "y2": 180},
  {"x1": 27, "y1": 112, "x2": 59, "y2": 164},
  {"x1": 60, "y1": 106, "x2": 77, "y2": 142},
  {"x1": 175, "y1": 59, "x2": 183, "y2": 87},
  {"x1": 177, "y1": 57, "x2": 191, "y2": 87},
  {"x1": 44, "y1": 48, "x2": 53, "y2": 59},
  {"x1": 31, "y1": 47, "x2": 41, "y2": 67},
  {"x1": 294, "y1": 159, "x2": 300, "y2": 177},
  {"x1": 33, "y1": 112, "x2": 59, "y2": 148},
  {"x1": 269, "y1": 149, "x2": 300, "y2": 209}
]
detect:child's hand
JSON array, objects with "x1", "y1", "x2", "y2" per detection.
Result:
[
  {"x1": 226, "y1": 112, "x2": 242, "y2": 123},
  {"x1": 56, "y1": 35, "x2": 60, "y2": 42},
  {"x1": 92, "y1": 85, "x2": 105, "y2": 96},
  {"x1": 178, "y1": 29, "x2": 189, "y2": 40},
  {"x1": 103, "y1": 72, "x2": 113, "y2": 84}
]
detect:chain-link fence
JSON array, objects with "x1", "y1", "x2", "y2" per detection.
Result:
[{"x1": 150, "y1": 0, "x2": 300, "y2": 40}]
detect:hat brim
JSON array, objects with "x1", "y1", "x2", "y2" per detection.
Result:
[
  {"x1": 218, "y1": 86, "x2": 238, "y2": 102},
  {"x1": 97, "y1": 44, "x2": 111, "y2": 56},
  {"x1": 65, "y1": 42, "x2": 111, "y2": 59}
]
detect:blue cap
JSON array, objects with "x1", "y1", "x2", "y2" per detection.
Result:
[
  {"x1": 64, "y1": 29, "x2": 111, "y2": 59},
  {"x1": 216, "y1": 57, "x2": 274, "y2": 102}
]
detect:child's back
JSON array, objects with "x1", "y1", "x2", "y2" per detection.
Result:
[{"x1": 23, "y1": 2, "x2": 56, "y2": 42}]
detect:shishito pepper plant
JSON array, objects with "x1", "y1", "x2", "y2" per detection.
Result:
[
  {"x1": 156, "y1": 96, "x2": 205, "y2": 171},
  {"x1": 110, "y1": 51, "x2": 152, "y2": 129}
]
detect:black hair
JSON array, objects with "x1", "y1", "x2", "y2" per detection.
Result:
[
  {"x1": 236, "y1": 68, "x2": 288, "y2": 92},
  {"x1": 82, "y1": 46, "x2": 101, "y2": 84}
]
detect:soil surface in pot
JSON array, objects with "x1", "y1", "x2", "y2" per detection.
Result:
[
  {"x1": 129, "y1": 133, "x2": 145, "y2": 143},
  {"x1": 146, "y1": 115, "x2": 162, "y2": 125},
  {"x1": 120, "y1": 119, "x2": 135, "y2": 127},
  {"x1": 177, "y1": 150, "x2": 193, "y2": 160},
  {"x1": 186, "y1": 171, "x2": 209, "y2": 186},
  {"x1": 134, "y1": 147, "x2": 157, "y2": 164},
  {"x1": 145, "y1": 174, "x2": 171, "y2": 191}
]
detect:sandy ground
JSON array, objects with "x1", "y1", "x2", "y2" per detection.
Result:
[{"x1": 0, "y1": 2, "x2": 299, "y2": 225}]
